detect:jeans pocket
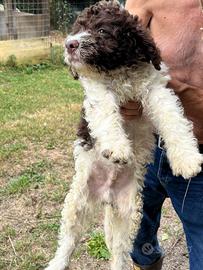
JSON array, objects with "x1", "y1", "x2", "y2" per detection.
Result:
[{"x1": 157, "y1": 150, "x2": 182, "y2": 184}]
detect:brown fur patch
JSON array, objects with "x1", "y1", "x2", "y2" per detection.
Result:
[{"x1": 71, "y1": 0, "x2": 161, "y2": 71}]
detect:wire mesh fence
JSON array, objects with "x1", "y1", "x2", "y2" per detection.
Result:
[
  {"x1": 0, "y1": 0, "x2": 50, "y2": 41},
  {"x1": 0, "y1": 1, "x2": 126, "y2": 64},
  {"x1": 0, "y1": 1, "x2": 126, "y2": 41}
]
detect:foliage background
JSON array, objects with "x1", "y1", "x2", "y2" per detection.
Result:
[{"x1": 49, "y1": 0, "x2": 98, "y2": 32}]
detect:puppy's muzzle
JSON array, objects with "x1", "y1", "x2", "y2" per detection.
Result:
[{"x1": 66, "y1": 39, "x2": 79, "y2": 55}]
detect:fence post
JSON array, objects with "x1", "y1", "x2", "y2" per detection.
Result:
[
  {"x1": 4, "y1": 0, "x2": 15, "y2": 39},
  {"x1": 42, "y1": 0, "x2": 50, "y2": 36}
]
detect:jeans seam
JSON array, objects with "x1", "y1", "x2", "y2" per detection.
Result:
[
  {"x1": 157, "y1": 149, "x2": 164, "y2": 182},
  {"x1": 158, "y1": 149, "x2": 174, "y2": 184}
]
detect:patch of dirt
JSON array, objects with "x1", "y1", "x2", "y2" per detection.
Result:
[
  {"x1": 0, "y1": 142, "x2": 74, "y2": 187},
  {"x1": 0, "y1": 191, "x2": 60, "y2": 232},
  {"x1": 0, "y1": 193, "x2": 189, "y2": 270},
  {"x1": 66, "y1": 199, "x2": 189, "y2": 270},
  {"x1": 159, "y1": 200, "x2": 188, "y2": 270}
]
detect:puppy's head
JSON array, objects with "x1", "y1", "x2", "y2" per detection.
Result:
[{"x1": 65, "y1": 0, "x2": 161, "y2": 72}]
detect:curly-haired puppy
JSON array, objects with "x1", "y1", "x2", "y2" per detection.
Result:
[{"x1": 45, "y1": 1, "x2": 203, "y2": 270}]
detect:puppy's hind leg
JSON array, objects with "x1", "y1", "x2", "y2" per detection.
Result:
[
  {"x1": 45, "y1": 145, "x2": 93, "y2": 270},
  {"x1": 109, "y1": 180, "x2": 142, "y2": 270},
  {"x1": 104, "y1": 204, "x2": 114, "y2": 253},
  {"x1": 109, "y1": 208, "x2": 132, "y2": 270},
  {"x1": 45, "y1": 192, "x2": 89, "y2": 270}
]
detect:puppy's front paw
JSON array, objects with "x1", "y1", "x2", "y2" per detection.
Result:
[
  {"x1": 102, "y1": 145, "x2": 134, "y2": 165},
  {"x1": 171, "y1": 153, "x2": 203, "y2": 179}
]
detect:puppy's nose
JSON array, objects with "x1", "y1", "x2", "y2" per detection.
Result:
[{"x1": 66, "y1": 40, "x2": 79, "y2": 54}]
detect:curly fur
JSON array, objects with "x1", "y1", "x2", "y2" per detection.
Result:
[
  {"x1": 71, "y1": 0, "x2": 161, "y2": 71},
  {"x1": 77, "y1": 108, "x2": 95, "y2": 150},
  {"x1": 45, "y1": 1, "x2": 203, "y2": 270}
]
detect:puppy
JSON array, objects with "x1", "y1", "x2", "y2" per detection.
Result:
[{"x1": 45, "y1": 1, "x2": 203, "y2": 270}]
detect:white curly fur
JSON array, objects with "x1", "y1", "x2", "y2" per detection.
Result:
[{"x1": 45, "y1": 33, "x2": 203, "y2": 270}]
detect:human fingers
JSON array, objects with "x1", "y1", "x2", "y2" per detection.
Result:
[
  {"x1": 120, "y1": 100, "x2": 142, "y2": 110},
  {"x1": 120, "y1": 107, "x2": 141, "y2": 116}
]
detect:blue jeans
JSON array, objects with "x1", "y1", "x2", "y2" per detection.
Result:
[{"x1": 131, "y1": 144, "x2": 203, "y2": 270}]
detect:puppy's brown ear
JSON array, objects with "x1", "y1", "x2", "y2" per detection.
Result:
[
  {"x1": 69, "y1": 66, "x2": 79, "y2": 80},
  {"x1": 135, "y1": 26, "x2": 162, "y2": 70}
]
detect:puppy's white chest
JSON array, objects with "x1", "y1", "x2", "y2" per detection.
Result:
[
  {"x1": 80, "y1": 66, "x2": 154, "y2": 105},
  {"x1": 111, "y1": 78, "x2": 140, "y2": 103}
]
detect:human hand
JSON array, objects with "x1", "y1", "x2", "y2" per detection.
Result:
[
  {"x1": 167, "y1": 79, "x2": 186, "y2": 91},
  {"x1": 120, "y1": 101, "x2": 143, "y2": 120}
]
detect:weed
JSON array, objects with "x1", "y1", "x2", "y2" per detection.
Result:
[
  {"x1": 5, "y1": 175, "x2": 31, "y2": 195},
  {"x1": 0, "y1": 142, "x2": 27, "y2": 159},
  {"x1": 6, "y1": 55, "x2": 17, "y2": 67},
  {"x1": 23, "y1": 62, "x2": 52, "y2": 74},
  {"x1": 87, "y1": 232, "x2": 111, "y2": 260},
  {"x1": 2, "y1": 160, "x2": 48, "y2": 195},
  {"x1": 0, "y1": 225, "x2": 16, "y2": 239},
  {"x1": 46, "y1": 141, "x2": 56, "y2": 150}
]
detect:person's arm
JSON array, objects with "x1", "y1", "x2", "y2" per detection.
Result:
[
  {"x1": 121, "y1": 0, "x2": 152, "y2": 121},
  {"x1": 125, "y1": 0, "x2": 152, "y2": 28},
  {"x1": 167, "y1": 79, "x2": 200, "y2": 95}
]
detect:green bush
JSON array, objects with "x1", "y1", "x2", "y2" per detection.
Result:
[
  {"x1": 49, "y1": 0, "x2": 98, "y2": 32},
  {"x1": 50, "y1": 0, "x2": 72, "y2": 32}
]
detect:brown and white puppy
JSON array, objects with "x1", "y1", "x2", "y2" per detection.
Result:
[{"x1": 45, "y1": 1, "x2": 203, "y2": 270}]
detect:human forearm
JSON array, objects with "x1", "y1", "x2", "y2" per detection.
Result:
[
  {"x1": 167, "y1": 79, "x2": 199, "y2": 93},
  {"x1": 125, "y1": 0, "x2": 152, "y2": 27},
  {"x1": 167, "y1": 78, "x2": 203, "y2": 143}
]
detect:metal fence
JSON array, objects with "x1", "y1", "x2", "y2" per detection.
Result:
[
  {"x1": 0, "y1": 1, "x2": 126, "y2": 41},
  {"x1": 0, "y1": 0, "x2": 50, "y2": 41},
  {"x1": 0, "y1": 1, "x2": 126, "y2": 63}
]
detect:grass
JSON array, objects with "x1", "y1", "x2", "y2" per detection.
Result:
[
  {"x1": 0, "y1": 64, "x2": 85, "y2": 270},
  {"x1": 0, "y1": 65, "x2": 83, "y2": 163},
  {"x1": 0, "y1": 65, "x2": 82, "y2": 147},
  {"x1": 2, "y1": 160, "x2": 48, "y2": 195}
]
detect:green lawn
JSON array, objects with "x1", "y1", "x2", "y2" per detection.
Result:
[
  {"x1": 0, "y1": 66, "x2": 83, "y2": 160},
  {"x1": 0, "y1": 65, "x2": 86, "y2": 270}
]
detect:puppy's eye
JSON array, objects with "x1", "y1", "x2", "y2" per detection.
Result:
[{"x1": 98, "y1": 29, "x2": 106, "y2": 34}]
